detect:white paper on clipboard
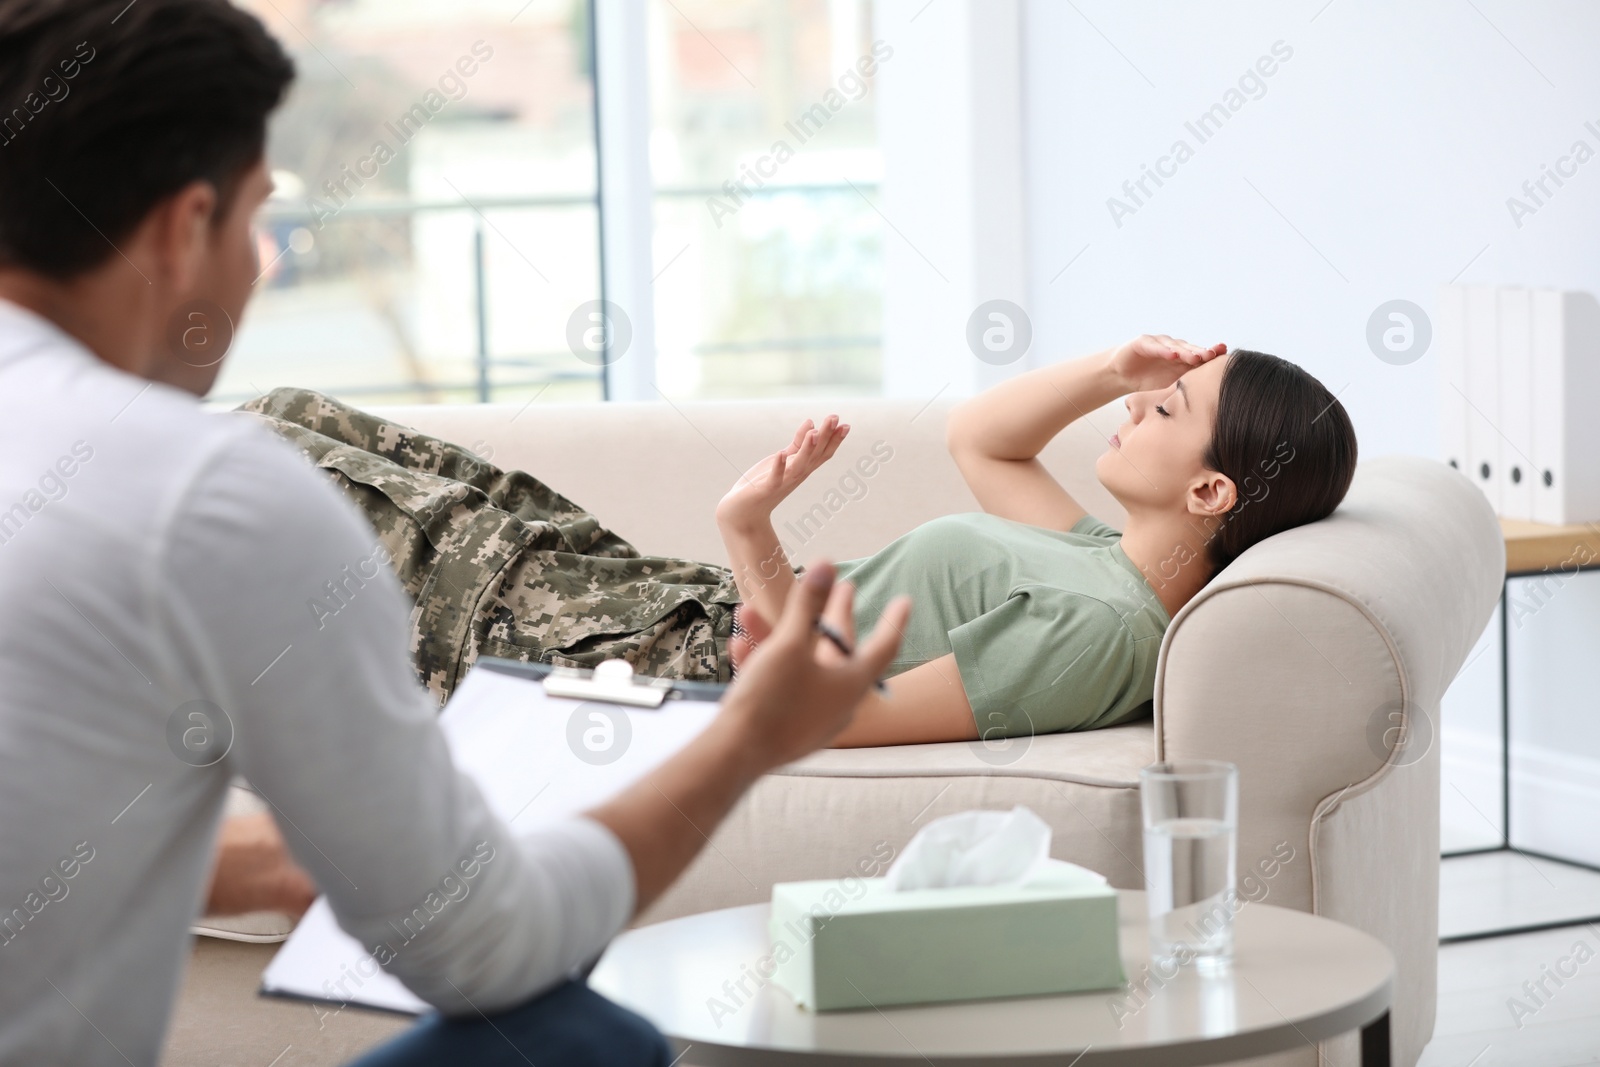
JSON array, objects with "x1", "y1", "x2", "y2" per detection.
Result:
[{"x1": 259, "y1": 663, "x2": 722, "y2": 1014}]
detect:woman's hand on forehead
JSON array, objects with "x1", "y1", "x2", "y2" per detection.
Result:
[{"x1": 1109, "y1": 334, "x2": 1227, "y2": 393}]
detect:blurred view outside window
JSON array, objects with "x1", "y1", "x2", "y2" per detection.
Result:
[
  {"x1": 648, "y1": 0, "x2": 884, "y2": 398},
  {"x1": 220, "y1": 0, "x2": 884, "y2": 407},
  {"x1": 223, "y1": 0, "x2": 600, "y2": 406}
]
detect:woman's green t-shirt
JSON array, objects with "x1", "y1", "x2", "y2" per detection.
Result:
[{"x1": 834, "y1": 513, "x2": 1170, "y2": 739}]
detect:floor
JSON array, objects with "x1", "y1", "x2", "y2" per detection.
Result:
[
  {"x1": 161, "y1": 939, "x2": 408, "y2": 1067},
  {"x1": 1441, "y1": 851, "x2": 1600, "y2": 943},
  {"x1": 1419, "y1": 852, "x2": 1600, "y2": 1066}
]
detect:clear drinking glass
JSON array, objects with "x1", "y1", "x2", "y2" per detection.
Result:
[{"x1": 1140, "y1": 760, "x2": 1239, "y2": 975}]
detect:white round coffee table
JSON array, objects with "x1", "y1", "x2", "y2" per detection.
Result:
[{"x1": 589, "y1": 891, "x2": 1394, "y2": 1066}]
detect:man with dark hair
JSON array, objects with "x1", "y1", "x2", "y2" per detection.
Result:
[{"x1": 0, "y1": 2, "x2": 907, "y2": 1064}]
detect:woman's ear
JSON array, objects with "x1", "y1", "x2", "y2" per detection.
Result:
[{"x1": 1187, "y1": 471, "x2": 1237, "y2": 519}]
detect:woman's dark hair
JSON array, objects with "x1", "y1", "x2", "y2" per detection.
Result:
[
  {"x1": 1202, "y1": 349, "x2": 1357, "y2": 572},
  {"x1": 0, "y1": 0, "x2": 294, "y2": 279}
]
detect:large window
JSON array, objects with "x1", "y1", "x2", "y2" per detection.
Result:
[
  {"x1": 222, "y1": 0, "x2": 883, "y2": 407},
  {"x1": 647, "y1": 0, "x2": 883, "y2": 398}
]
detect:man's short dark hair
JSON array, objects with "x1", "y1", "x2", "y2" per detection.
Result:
[{"x1": 0, "y1": 0, "x2": 293, "y2": 278}]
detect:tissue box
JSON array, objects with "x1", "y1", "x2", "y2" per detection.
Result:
[{"x1": 767, "y1": 860, "x2": 1124, "y2": 1011}]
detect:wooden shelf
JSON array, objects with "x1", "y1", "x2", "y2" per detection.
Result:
[{"x1": 1501, "y1": 518, "x2": 1600, "y2": 576}]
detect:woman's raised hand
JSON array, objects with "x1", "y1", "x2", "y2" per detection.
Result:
[
  {"x1": 1108, "y1": 334, "x2": 1227, "y2": 393},
  {"x1": 716, "y1": 415, "x2": 849, "y2": 532}
]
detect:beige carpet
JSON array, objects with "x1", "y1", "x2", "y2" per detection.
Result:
[{"x1": 161, "y1": 938, "x2": 410, "y2": 1067}]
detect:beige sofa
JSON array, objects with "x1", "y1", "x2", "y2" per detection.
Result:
[{"x1": 163, "y1": 397, "x2": 1503, "y2": 1067}]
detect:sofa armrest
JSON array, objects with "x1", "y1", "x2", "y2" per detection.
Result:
[
  {"x1": 1152, "y1": 455, "x2": 1503, "y2": 1067},
  {"x1": 1154, "y1": 455, "x2": 1503, "y2": 874}
]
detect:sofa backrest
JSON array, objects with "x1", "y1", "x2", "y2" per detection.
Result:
[{"x1": 372, "y1": 397, "x2": 1129, "y2": 569}]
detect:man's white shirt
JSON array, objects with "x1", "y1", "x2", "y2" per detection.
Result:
[{"x1": 0, "y1": 299, "x2": 634, "y2": 1066}]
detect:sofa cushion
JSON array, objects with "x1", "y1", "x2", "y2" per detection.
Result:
[
  {"x1": 780, "y1": 720, "x2": 1152, "y2": 787},
  {"x1": 641, "y1": 722, "x2": 1155, "y2": 925}
]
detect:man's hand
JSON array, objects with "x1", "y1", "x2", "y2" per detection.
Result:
[
  {"x1": 719, "y1": 562, "x2": 908, "y2": 768},
  {"x1": 729, "y1": 602, "x2": 766, "y2": 673},
  {"x1": 1107, "y1": 334, "x2": 1227, "y2": 393},
  {"x1": 205, "y1": 812, "x2": 317, "y2": 919},
  {"x1": 715, "y1": 416, "x2": 849, "y2": 533}
]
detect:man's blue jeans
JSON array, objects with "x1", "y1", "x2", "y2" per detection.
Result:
[{"x1": 344, "y1": 980, "x2": 673, "y2": 1066}]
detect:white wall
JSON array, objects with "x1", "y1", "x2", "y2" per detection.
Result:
[
  {"x1": 875, "y1": 0, "x2": 1030, "y2": 400},
  {"x1": 1020, "y1": 0, "x2": 1600, "y2": 462}
]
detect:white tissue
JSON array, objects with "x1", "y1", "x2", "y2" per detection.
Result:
[{"x1": 883, "y1": 806, "x2": 1053, "y2": 891}]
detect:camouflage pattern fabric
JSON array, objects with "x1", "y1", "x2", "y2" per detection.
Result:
[{"x1": 237, "y1": 388, "x2": 740, "y2": 707}]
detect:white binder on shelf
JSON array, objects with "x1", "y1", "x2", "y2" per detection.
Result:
[
  {"x1": 1530, "y1": 290, "x2": 1600, "y2": 526},
  {"x1": 1496, "y1": 287, "x2": 1535, "y2": 520},
  {"x1": 259, "y1": 659, "x2": 724, "y2": 1015},
  {"x1": 1463, "y1": 285, "x2": 1501, "y2": 513},
  {"x1": 1436, "y1": 285, "x2": 1468, "y2": 477}
]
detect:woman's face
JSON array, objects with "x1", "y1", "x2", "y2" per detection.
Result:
[{"x1": 1096, "y1": 355, "x2": 1235, "y2": 518}]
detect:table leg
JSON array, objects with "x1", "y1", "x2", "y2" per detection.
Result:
[
  {"x1": 1360, "y1": 1010, "x2": 1391, "y2": 1067},
  {"x1": 1500, "y1": 580, "x2": 1510, "y2": 848}
]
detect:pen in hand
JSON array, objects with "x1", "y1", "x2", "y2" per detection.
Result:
[{"x1": 813, "y1": 618, "x2": 891, "y2": 696}]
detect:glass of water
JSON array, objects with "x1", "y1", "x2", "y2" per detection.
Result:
[{"x1": 1140, "y1": 760, "x2": 1239, "y2": 975}]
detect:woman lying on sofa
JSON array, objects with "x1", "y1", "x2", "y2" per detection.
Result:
[{"x1": 241, "y1": 333, "x2": 1356, "y2": 748}]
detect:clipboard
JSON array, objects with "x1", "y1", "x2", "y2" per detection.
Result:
[
  {"x1": 258, "y1": 658, "x2": 726, "y2": 1016},
  {"x1": 476, "y1": 655, "x2": 730, "y2": 706}
]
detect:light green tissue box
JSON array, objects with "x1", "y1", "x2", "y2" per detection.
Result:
[{"x1": 767, "y1": 862, "x2": 1124, "y2": 1011}]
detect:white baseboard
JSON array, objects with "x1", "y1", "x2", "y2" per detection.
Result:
[
  {"x1": 1509, "y1": 743, "x2": 1600, "y2": 866},
  {"x1": 1441, "y1": 727, "x2": 1600, "y2": 865},
  {"x1": 1441, "y1": 728, "x2": 1504, "y2": 852}
]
